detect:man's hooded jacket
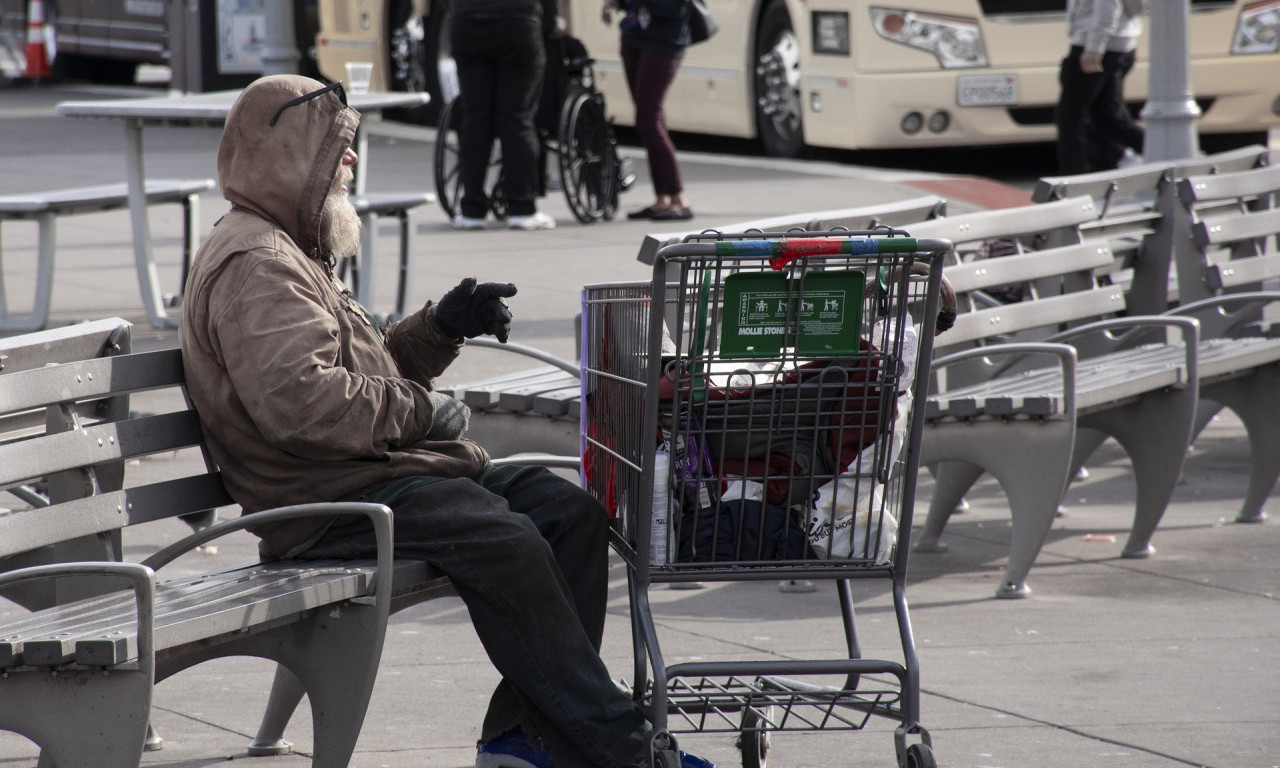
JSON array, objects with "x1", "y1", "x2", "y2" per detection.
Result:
[{"x1": 180, "y1": 75, "x2": 489, "y2": 558}]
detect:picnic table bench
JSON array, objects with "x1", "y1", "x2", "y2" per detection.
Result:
[
  {"x1": 0, "y1": 178, "x2": 214, "y2": 332},
  {"x1": 0, "y1": 318, "x2": 455, "y2": 767}
]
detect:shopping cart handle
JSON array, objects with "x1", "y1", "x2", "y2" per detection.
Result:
[{"x1": 707, "y1": 236, "x2": 921, "y2": 270}]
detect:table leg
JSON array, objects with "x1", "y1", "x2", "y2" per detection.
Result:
[
  {"x1": 124, "y1": 119, "x2": 178, "y2": 330},
  {"x1": 353, "y1": 123, "x2": 369, "y2": 195}
]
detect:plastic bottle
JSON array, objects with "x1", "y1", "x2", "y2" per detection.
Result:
[{"x1": 650, "y1": 450, "x2": 671, "y2": 565}]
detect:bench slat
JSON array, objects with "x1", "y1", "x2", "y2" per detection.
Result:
[
  {"x1": 0, "y1": 411, "x2": 204, "y2": 487},
  {"x1": 497, "y1": 372, "x2": 581, "y2": 413},
  {"x1": 944, "y1": 242, "x2": 1114, "y2": 294},
  {"x1": 0, "y1": 179, "x2": 214, "y2": 217},
  {"x1": 1205, "y1": 252, "x2": 1280, "y2": 292},
  {"x1": 945, "y1": 287, "x2": 1126, "y2": 347},
  {"x1": 1194, "y1": 207, "x2": 1280, "y2": 247},
  {"x1": 0, "y1": 475, "x2": 234, "y2": 559},
  {"x1": 0, "y1": 349, "x2": 184, "y2": 414}
]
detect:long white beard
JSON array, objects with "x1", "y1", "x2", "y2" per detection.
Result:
[{"x1": 319, "y1": 187, "x2": 363, "y2": 262}]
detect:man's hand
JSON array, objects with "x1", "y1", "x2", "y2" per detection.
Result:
[
  {"x1": 426, "y1": 390, "x2": 470, "y2": 440},
  {"x1": 430, "y1": 277, "x2": 518, "y2": 343},
  {"x1": 1079, "y1": 50, "x2": 1104, "y2": 74}
]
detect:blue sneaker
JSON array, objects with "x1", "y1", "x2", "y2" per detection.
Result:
[
  {"x1": 680, "y1": 750, "x2": 717, "y2": 768},
  {"x1": 475, "y1": 727, "x2": 554, "y2": 768}
]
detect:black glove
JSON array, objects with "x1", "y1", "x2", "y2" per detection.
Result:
[
  {"x1": 426, "y1": 390, "x2": 470, "y2": 441},
  {"x1": 430, "y1": 277, "x2": 518, "y2": 343}
]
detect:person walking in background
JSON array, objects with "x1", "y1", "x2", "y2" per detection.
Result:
[
  {"x1": 603, "y1": 0, "x2": 695, "y2": 221},
  {"x1": 451, "y1": 0, "x2": 565, "y2": 230},
  {"x1": 1055, "y1": 0, "x2": 1146, "y2": 175}
]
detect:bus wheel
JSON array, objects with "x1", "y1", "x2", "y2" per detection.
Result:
[{"x1": 754, "y1": 0, "x2": 804, "y2": 158}]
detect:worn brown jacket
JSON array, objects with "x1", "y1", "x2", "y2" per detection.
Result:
[{"x1": 180, "y1": 75, "x2": 489, "y2": 558}]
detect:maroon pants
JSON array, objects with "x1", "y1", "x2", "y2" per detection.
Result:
[{"x1": 621, "y1": 43, "x2": 683, "y2": 196}]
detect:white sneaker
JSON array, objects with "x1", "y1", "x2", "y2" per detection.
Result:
[
  {"x1": 507, "y1": 211, "x2": 556, "y2": 230},
  {"x1": 1117, "y1": 149, "x2": 1145, "y2": 169},
  {"x1": 452, "y1": 214, "x2": 487, "y2": 231}
]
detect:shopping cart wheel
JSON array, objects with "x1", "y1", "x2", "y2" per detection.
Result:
[
  {"x1": 736, "y1": 707, "x2": 771, "y2": 768},
  {"x1": 904, "y1": 743, "x2": 937, "y2": 768}
]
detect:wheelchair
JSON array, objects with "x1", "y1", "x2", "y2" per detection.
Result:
[{"x1": 434, "y1": 36, "x2": 634, "y2": 225}]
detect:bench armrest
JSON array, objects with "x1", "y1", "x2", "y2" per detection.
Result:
[
  {"x1": 141, "y1": 503, "x2": 395, "y2": 609},
  {"x1": 930, "y1": 342, "x2": 1078, "y2": 420},
  {"x1": 465, "y1": 337, "x2": 580, "y2": 376},
  {"x1": 1045, "y1": 316, "x2": 1200, "y2": 387},
  {"x1": 0, "y1": 562, "x2": 155, "y2": 675},
  {"x1": 1164, "y1": 291, "x2": 1280, "y2": 339}
]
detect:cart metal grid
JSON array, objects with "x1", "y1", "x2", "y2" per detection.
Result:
[{"x1": 581, "y1": 232, "x2": 950, "y2": 768}]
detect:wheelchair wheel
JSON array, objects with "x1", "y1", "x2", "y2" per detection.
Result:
[
  {"x1": 433, "y1": 98, "x2": 507, "y2": 220},
  {"x1": 433, "y1": 97, "x2": 464, "y2": 219},
  {"x1": 558, "y1": 89, "x2": 618, "y2": 224}
]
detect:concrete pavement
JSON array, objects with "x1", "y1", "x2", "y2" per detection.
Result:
[{"x1": 0, "y1": 81, "x2": 1277, "y2": 768}]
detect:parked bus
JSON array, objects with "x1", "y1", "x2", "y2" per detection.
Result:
[
  {"x1": 9, "y1": 0, "x2": 1274, "y2": 158},
  {"x1": 315, "y1": 0, "x2": 1279, "y2": 157}
]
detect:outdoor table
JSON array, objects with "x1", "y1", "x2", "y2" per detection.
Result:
[{"x1": 56, "y1": 89, "x2": 430, "y2": 329}]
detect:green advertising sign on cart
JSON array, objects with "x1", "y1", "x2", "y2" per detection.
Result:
[{"x1": 720, "y1": 270, "x2": 864, "y2": 358}]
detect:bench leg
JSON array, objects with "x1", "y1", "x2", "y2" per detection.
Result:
[
  {"x1": 916, "y1": 417, "x2": 1076, "y2": 598},
  {"x1": 1200, "y1": 366, "x2": 1280, "y2": 524},
  {"x1": 356, "y1": 210, "x2": 378, "y2": 310},
  {"x1": 0, "y1": 668, "x2": 151, "y2": 768},
  {"x1": 1079, "y1": 384, "x2": 1198, "y2": 559},
  {"x1": 0, "y1": 212, "x2": 56, "y2": 332},
  {"x1": 248, "y1": 665, "x2": 306, "y2": 755},
  {"x1": 179, "y1": 192, "x2": 201, "y2": 297},
  {"x1": 155, "y1": 598, "x2": 389, "y2": 768},
  {"x1": 396, "y1": 209, "x2": 415, "y2": 319}
]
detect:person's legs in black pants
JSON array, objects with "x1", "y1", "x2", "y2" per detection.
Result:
[
  {"x1": 1055, "y1": 46, "x2": 1104, "y2": 175},
  {"x1": 1090, "y1": 49, "x2": 1144, "y2": 157},
  {"x1": 297, "y1": 465, "x2": 649, "y2": 768},
  {"x1": 453, "y1": 18, "x2": 499, "y2": 220},
  {"x1": 490, "y1": 16, "x2": 546, "y2": 217}
]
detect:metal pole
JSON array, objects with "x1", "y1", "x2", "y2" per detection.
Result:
[
  {"x1": 1141, "y1": 0, "x2": 1201, "y2": 161},
  {"x1": 260, "y1": 0, "x2": 299, "y2": 76}
]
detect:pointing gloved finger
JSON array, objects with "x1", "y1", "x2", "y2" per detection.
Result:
[{"x1": 473, "y1": 282, "x2": 518, "y2": 301}]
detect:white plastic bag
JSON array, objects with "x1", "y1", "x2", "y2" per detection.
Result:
[
  {"x1": 807, "y1": 475, "x2": 897, "y2": 563},
  {"x1": 806, "y1": 316, "x2": 917, "y2": 564}
]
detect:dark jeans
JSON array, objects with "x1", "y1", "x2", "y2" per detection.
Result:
[
  {"x1": 1055, "y1": 45, "x2": 1145, "y2": 175},
  {"x1": 621, "y1": 43, "x2": 683, "y2": 197},
  {"x1": 298, "y1": 464, "x2": 648, "y2": 768},
  {"x1": 452, "y1": 14, "x2": 546, "y2": 218}
]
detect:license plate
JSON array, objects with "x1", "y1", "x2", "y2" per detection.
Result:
[{"x1": 957, "y1": 74, "x2": 1018, "y2": 107}]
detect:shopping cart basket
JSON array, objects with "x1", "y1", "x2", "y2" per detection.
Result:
[{"x1": 581, "y1": 231, "x2": 951, "y2": 768}]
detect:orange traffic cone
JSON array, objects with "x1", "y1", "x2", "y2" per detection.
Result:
[{"x1": 24, "y1": 0, "x2": 51, "y2": 79}]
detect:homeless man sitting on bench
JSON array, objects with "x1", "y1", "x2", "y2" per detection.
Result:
[{"x1": 178, "y1": 75, "x2": 713, "y2": 768}]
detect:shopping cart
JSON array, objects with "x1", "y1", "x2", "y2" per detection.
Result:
[{"x1": 581, "y1": 231, "x2": 951, "y2": 768}]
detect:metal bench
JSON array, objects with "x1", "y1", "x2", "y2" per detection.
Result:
[
  {"x1": 1039, "y1": 156, "x2": 1280, "y2": 527},
  {"x1": 1156, "y1": 162, "x2": 1280, "y2": 524},
  {"x1": 904, "y1": 196, "x2": 1202, "y2": 598},
  {"x1": 0, "y1": 318, "x2": 454, "y2": 768},
  {"x1": 0, "y1": 178, "x2": 215, "y2": 332}
]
